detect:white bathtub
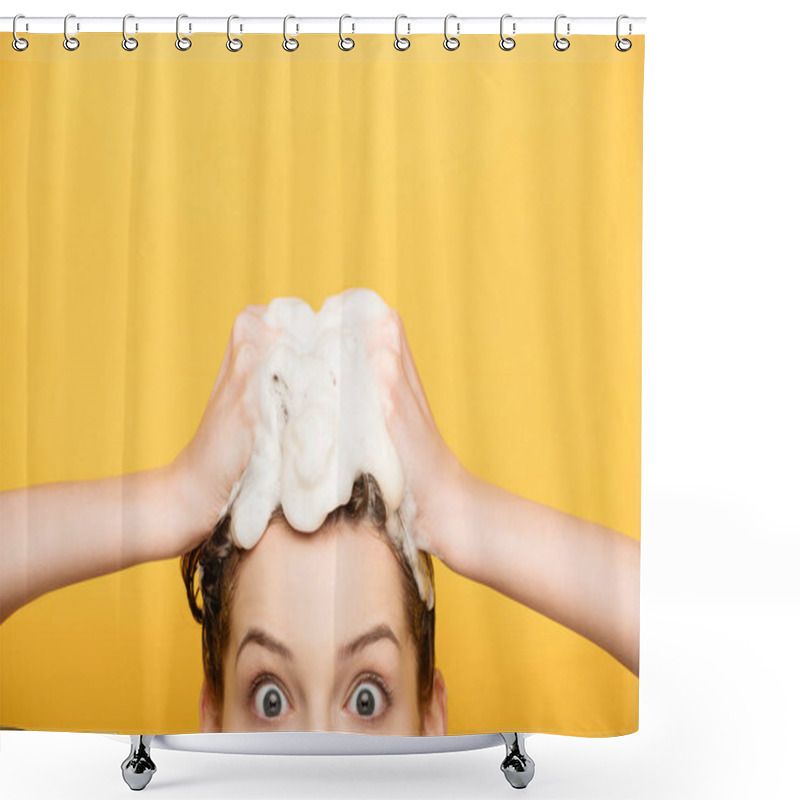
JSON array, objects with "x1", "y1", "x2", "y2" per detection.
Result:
[{"x1": 105, "y1": 731, "x2": 535, "y2": 790}]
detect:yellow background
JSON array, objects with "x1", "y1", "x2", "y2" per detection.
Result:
[{"x1": 0, "y1": 33, "x2": 643, "y2": 735}]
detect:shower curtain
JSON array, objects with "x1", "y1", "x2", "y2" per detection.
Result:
[{"x1": 0, "y1": 29, "x2": 644, "y2": 738}]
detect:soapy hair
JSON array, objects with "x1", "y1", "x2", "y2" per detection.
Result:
[{"x1": 181, "y1": 473, "x2": 436, "y2": 722}]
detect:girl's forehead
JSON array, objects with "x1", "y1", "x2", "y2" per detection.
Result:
[{"x1": 228, "y1": 517, "x2": 410, "y2": 651}]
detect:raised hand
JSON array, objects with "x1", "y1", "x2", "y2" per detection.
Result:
[
  {"x1": 169, "y1": 305, "x2": 280, "y2": 553},
  {"x1": 365, "y1": 307, "x2": 468, "y2": 565}
]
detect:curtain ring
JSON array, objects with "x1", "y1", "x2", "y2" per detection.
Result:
[
  {"x1": 12, "y1": 14, "x2": 29, "y2": 51},
  {"x1": 553, "y1": 14, "x2": 570, "y2": 51},
  {"x1": 339, "y1": 14, "x2": 355, "y2": 51},
  {"x1": 175, "y1": 14, "x2": 192, "y2": 51},
  {"x1": 394, "y1": 14, "x2": 410, "y2": 51},
  {"x1": 283, "y1": 15, "x2": 299, "y2": 51},
  {"x1": 227, "y1": 15, "x2": 243, "y2": 51},
  {"x1": 443, "y1": 14, "x2": 460, "y2": 51},
  {"x1": 499, "y1": 14, "x2": 515, "y2": 51},
  {"x1": 63, "y1": 13, "x2": 80, "y2": 51},
  {"x1": 122, "y1": 14, "x2": 138, "y2": 51},
  {"x1": 615, "y1": 14, "x2": 632, "y2": 51}
]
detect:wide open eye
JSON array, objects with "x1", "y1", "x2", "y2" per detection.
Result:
[
  {"x1": 252, "y1": 677, "x2": 290, "y2": 720},
  {"x1": 347, "y1": 677, "x2": 389, "y2": 719}
]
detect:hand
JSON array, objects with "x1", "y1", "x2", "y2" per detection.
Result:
[
  {"x1": 366, "y1": 308, "x2": 470, "y2": 565},
  {"x1": 167, "y1": 306, "x2": 280, "y2": 554}
]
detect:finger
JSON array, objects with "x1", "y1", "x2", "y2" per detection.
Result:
[
  {"x1": 395, "y1": 310, "x2": 436, "y2": 426},
  {"x1": 243, "y1": 303, "x2": 271, "y2": 317},
  {"x1": 209, "y1": 326, "x2": 234, "y2": 397},
  {"x1": 241, "y1": 306, "x2": 281, "y2": 352},
  {"x1": 210, "y1": 309, "x2": 264, "y2": 397}
]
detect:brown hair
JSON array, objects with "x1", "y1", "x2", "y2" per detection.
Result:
[{"x1": 181, "y1": 473, "x2": 436, "y2": 722}]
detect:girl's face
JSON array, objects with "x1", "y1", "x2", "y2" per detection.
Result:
[{"x1": 199, "y1": 516, "x2": 446, "y2": 735}]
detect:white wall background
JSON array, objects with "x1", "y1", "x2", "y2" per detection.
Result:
[{"x1": 1, "y1": 1, "x2": 798, "y2": 798}]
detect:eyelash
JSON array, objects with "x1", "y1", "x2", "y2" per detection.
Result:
[{"x1": 247, "y1": 670, "x2": 394, "y2": 721}]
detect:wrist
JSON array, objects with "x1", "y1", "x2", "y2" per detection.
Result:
[
  {"x1": 428, "y1": 454, "x2": 479, "y2": 575},
  {"x1": 156, "y1": 460, "x2": 213, "y2": 559}
]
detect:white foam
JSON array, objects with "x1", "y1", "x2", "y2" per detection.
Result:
[{"x1": 217, "y1": 288, "x2": 434, "y2": 610}]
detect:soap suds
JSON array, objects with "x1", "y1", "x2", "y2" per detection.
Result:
[{"x1": 216, "y1": 288, "x2": 435, "y2": 610}]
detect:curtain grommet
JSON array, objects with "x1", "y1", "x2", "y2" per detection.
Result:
[
  {"x1": 394, "y1": 15, "x2": 411, "y2": 51},
  {"x1": 175, "y1": 14, "x2": 192, "y2": 51},
  {"x1": 226, "y1": 15, "x2": 243, "y2": 52},
  {"x1": 553, "y1": 15, "x2": 570, "y2": 51},
  {"x1": 443, "y1": 14, "x2": 460, "y2": 51},
  {"x1": 12, "y1": 15, "x2": 29, "y2": 51},
  {"x1": 338, "y1": 14, "x2": 355, "y2": 51},
  {"x1": 615, "y1": 15, "x2": 632, "y2": 51},
  {"x1": 283, "y1": 15, "x2": 299, "y2": 51},
  {"x1": 121, "y1": 14, "x2": 139, "y2": 51},
  {"x1": 63, "y1": 13, "x2": 80, "y2": 51},
  {"x1": 499, "y1": 14, "x2": 516, "y2": 51}
]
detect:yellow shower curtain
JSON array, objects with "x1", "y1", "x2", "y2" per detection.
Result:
[{"x1": 0, "y1": 32, "x2": 643, "y2": 736}]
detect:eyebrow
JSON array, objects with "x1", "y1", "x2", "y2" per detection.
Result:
[
  {"x1": 338, "y1": 623, "x2": 401, "y2": 661},
  {"x1": 235, "y1": 623, "x2": 400, "y2": 666}
]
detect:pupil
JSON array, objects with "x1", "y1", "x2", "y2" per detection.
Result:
[
  {"x1": 356, "y1": 688, "x2": 375, "y2": 716},
  {"x1": 263, "y1": 688, "x2": 281, "y2": 717}
]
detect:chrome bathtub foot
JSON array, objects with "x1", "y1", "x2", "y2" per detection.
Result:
[
  {"x1": 121, "y1": 735, "x2": 156, "y2": 791},
  {"x1": 500, "y1": 732, "x2": 535, "y2": 789}
]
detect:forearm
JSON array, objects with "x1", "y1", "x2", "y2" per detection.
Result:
[
  {"x1": 0, "y1": 463, "x2": 198, "y2": 624},
  {"x1": 440, "y1": 467, "x2": 640, "y2": 676}
]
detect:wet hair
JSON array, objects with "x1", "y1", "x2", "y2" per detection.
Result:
[{"x1": 181, "y1": 473, "x2": 436, "y2": 724}]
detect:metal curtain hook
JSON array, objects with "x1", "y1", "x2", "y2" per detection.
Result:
[
  {"x1": 176, "y1": 13, "x2": 192, "y2": 51},
  {"x1": 443, "y1": 14, "x2": 460, "y2": 51},
  {"x1": 339, "y1": 14, "x2": 355, "y2": 50},
  {"x1": 227, "y1": 14, "x2": 243, "y2": 51},
  {"x1": 63, "y1": 13, "x2": 80, "y2": 51},
  {"x1": 553, "y1": 14, "x2": 570, "y2": 51},
  {"x1": 283, "y1": 15, "x2": 299, "y2": 51},
  {"x1": 12, "y1": 14, "x2": 29, "y2": 51},
  {"x1": 499, "y1": 14, "x2": 515, "y2": 50},
  {"x1": 615, "y1": 14, "x2": 632, "y2": 51},
  {"x1": 394, "y1": 14, "x2": 410, "y2": 51},
  {"x1": 122, "y1": 14, "x2": 138, "y2": 51}
]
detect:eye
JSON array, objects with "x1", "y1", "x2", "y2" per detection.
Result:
[
  {"x1": 347, "y1": 675, "x2": 390, "y2": 720},
  {"x1": 251, "y1": 676, "x2": 290, "y2": 721}
]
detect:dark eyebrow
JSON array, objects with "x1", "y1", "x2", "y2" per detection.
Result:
[
  {"x1": 236, "y1": 623, "x2": 400, "y2": 666},
  {"x1": 236, "y1": 627, "x2": 294, "y2": 665},
  {"x1": 338, "y1": 623, "x2": 400, "y2": 661}
]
